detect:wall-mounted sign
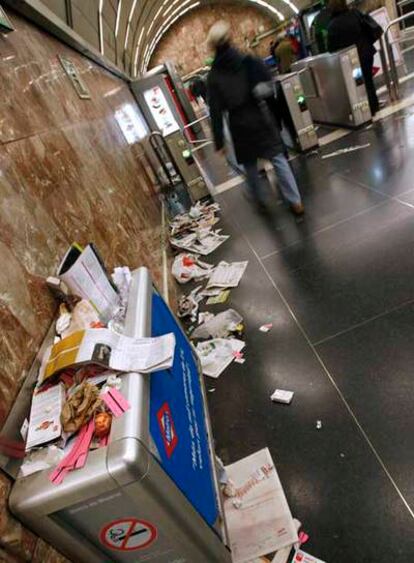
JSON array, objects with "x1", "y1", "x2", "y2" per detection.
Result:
[
  {"x1": 143, "y1": 86, "x2": 180, "y2": 137},
  {"x1": 114, "y1": 103, "x2": 148, "y2": 144},
  {"x1": 58, "y1": 55, "x2": 91, "y2": 99},
  {"x1": 0, "y1": 7, "x2": 13, "y2": 33}
]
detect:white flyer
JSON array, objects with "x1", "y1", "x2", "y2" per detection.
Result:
[
  {"x1": 224, "y1": 448, "x2": 298, "y2": 563},
  {"x1": 57, "y1": 244, "x2": 120, "y2": 324},
  {"x1": 207, "y1": 260, "x2": 248, "y2": 288},
  {"x1": 290, "y1": 550, "x2": 326, "y2": 563},
  {"x1": 26, "y1": 384, "x2": 65, "y2": 450}
]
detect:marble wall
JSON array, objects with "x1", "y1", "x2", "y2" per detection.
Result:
[
  {"x1": 0, "y1": 9, "x2": 166, "y2": 562},
  {"x1": 150, "y1": 4, "x2": 277, "y2": 76}
]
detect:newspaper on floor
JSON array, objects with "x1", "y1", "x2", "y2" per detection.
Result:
[
  {"x1": 25, "y1": 384, "x2": 65, "y2": 450},
  {"x1": 191, "y1": 309, "x2": 243, "y2": 339},
  {"x1": 224, "y1": 448, "x2": 298, "y2": 563},
  {"x1": 207, "y1": 260, "x2": 248, "y2": 289},
  {"x1": 170, "y1": 229, "x2": 229, "y2": 255},
  {"x1": 172, "y1": 253, "x2": 213, "y2": 284},
  {"x1": 57, "y1": 243, "x2": 120, "y2": 324},
  {"x1": 40, "y1": 329, "x2": 176, "y2": 383},
  {"x1": 196, "y1": 338, "x2": 245, "y2": 378},
  {"x1": 169, "y1": 202, "x2": 221, "y2": 236}
]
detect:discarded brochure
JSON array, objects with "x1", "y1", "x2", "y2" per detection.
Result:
[
  {"x1": 291, "y1": 550, "x2": 326, "y2": 563},
  {"x1": 207, "y1": 289, "x2": 230, "y2": 305},
  {"x1": 57, "y1": 243, "x2": 120, "y2": 323},
  {"x1": 224, "y1": 448, "x2": 298, "y2": 562},
  {"x1": 196, "y1": 338, "x2": 245, "y2": 378},
  {"x1": 207, "y1": 260, "x2": 248, "y2": 288},
  {"x1": 172, "y1": 253, "x2": 213, "y2": 284},
  {"x1": 191, "y1": 309, "x2": 243, "y2": 339},
  {"x1": 41, "y1": 329, "x2": 175, "y2": 383},
  {"x1": 26, "y1": 384, "x2": 65, "y2": 450},
  {"x1": 321, "y1": 143, "x2": 370, "y2": 160}
]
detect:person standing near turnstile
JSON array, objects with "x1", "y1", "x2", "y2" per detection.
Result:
[
  {"x1": 327, "y1": 0, "x2": 383, "y2": 116},
  {"x1": 206, "y1": 21, "x2": 304, "y2": 216}
]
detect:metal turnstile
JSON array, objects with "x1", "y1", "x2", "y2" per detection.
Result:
[
  {"x1": 130, "y1": 63, "x2": 210, "y2": 202},
  {"x1": 292, "y1": 47, "x2": 372, "y2": 128},
  {"x1": 274, "y1": 72, "x2": 319, "y2": 152},
  {"x1": 9, "y1": 268, "x2": 231, "y2": 563}
]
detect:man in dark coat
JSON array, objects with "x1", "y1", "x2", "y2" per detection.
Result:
[
  {"x1": 206, "y1": 21, "x2": 304, "y2": 215},
  {"x1": 327, "y1": 0, "x2": 380, "y2": 115}
]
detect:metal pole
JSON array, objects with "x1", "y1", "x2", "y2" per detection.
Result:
[
  {"x1": 379, "y1": 35, "x2": 393, "y2": 101},
  {"x1": 382, "y1": 10, "x2": 414, "y2": 101},
  {"x1": 386, "y1": 33, "x2": 400, "y2": 100}
]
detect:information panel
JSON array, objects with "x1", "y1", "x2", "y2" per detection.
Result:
[{"x1": 150, "y1": 292, "x2": 218, "y2": 526}]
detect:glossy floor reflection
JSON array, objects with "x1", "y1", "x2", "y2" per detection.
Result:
[{"x1": 204, "y1": 111, "x2": 414, "y2": 562}]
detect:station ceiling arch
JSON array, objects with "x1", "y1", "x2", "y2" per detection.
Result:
[{"x1": 5, "y1": 0, "x2": 308, "y2": 79}]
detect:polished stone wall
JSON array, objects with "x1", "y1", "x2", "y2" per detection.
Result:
[
  {"x1": 150, "y1": 4, "x2": 277, "y2": 76},
  {"x1": 0, "y1": 10, "x2": 165, "y2": 562}
]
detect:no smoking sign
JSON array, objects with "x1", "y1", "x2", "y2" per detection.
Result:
[{"x1": 100, "y1": 518, "x2": 157, "y2": 551}]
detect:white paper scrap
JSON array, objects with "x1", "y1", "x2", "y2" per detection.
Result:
[
  {"x1": 271, "y1": 389, "x2": 294, "y2": 404},
  {"x1": 224, "y1": 448, "x2": 298, "y2": 562},
  {"x1": 207, "y1": 261, "x2": 248, "y2": 289},
  {"x1": 290, "y1": 550, "x2": 326, "y2": 563},
  {"x1": 321, "y1": 143, "x2": 370, "y2": 160},
  {"x1": 259, "y1": 323, "x2": 273, "y2": 333}
]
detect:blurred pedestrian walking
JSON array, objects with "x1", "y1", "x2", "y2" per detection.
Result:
[{"x1": 207, "y1": 21, "x2": 304, "y2": 215}]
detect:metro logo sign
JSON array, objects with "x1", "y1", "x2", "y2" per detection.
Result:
[{"x1": 157, "y1": 402, "x2": 178, "y2": 458}]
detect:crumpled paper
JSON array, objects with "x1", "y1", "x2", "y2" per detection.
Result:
[{"x1": 61, "y1": 381, "x2": 102, "y2": 434}]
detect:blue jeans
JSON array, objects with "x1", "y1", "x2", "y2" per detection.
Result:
[{"x1": 244, "y1": 153, "x2": 302, "y2": 206}]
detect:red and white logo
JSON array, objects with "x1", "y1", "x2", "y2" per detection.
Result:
[
  {"x1": 100, "y1": 518, "x2": 157, "y2": 551},
  {"x1": 157, "y1": 402, "x2": 178, "y2": 458}
]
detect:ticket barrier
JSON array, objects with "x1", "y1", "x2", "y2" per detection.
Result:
[
  {"x1": 9, "y1": 268, "x2": 231, "y2": 563},
  {"x1": 274, "y1": 72, "x2": 319, "y2": 152},
  {"x1": 292, "y1": 47, "x2": 372, "y2": 128},
  {"x1": 130, "y1": 63, "x2": 210, "y2": 202}
]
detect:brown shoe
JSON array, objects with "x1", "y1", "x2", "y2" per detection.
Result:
[{"x1": 291, "y1": 202, "x2": 305, "y2": 216}]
